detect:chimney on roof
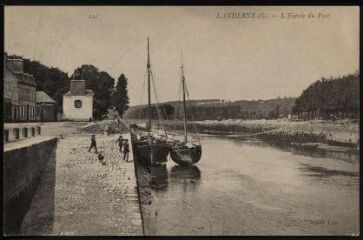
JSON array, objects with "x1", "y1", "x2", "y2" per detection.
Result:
[
  {"x1": 70, "y1": 79, "x2": 86, "y2": 95},
  {"x1": 6, "y1": 58, "x2": 24, "y2": 74}
]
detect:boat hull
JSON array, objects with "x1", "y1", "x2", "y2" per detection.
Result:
[
  {"x1": 129, "y1": 125, "x2": 170, "y2": 166},
  {"x1": 170, "y1": 144, "x2": 202, "y2": 165},
  {"x1": 132, "y1": 142, "x2": 170, "y2": 166}
]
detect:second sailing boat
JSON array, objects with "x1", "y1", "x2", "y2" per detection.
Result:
[
  {"x1": 170, "y1": 56, "x2": 202, "y2": 165},
  {"x1": 129, "y1": 38, "x2": 170, "y2": 166}
]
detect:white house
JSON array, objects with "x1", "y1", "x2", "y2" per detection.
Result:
[{"x1": 63, "y1": 79, "x2": 93, "y2": 121}]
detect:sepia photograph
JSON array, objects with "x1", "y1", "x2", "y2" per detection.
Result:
[{"x1": 3, "y1": 5, "x2": 360, "y2": 236}]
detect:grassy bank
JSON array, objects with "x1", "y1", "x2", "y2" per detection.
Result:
[{"x1": 127, "y1": 118, "x2": 359, "y2": 147}]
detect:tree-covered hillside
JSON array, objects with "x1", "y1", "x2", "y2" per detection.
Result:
[
  {"x1": 124, "y1": 97, "x2": 296, "y2": 120},
  {"x1": 292, "y1": 73, "x2": 359, "y2": 120}
]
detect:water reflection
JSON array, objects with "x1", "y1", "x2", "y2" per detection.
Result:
[
  {"x1": 149, "y1": 165, "x2": 169, "y2": 191},
  {"x1": 299, "y1": 162, "x2": 359, "y2": 187},
  {"x1": 170, "y1": 165, "x2": 201, "y2": 180},
  {"x1": 137, "y1": 136, "x2": 359, "y2": 235},
  {"x1": 169, "y1": 165, "x2": 201, "y2": 191},
  {"x1": 299, "y1": 163, "x2": 359, "y2": 178}
]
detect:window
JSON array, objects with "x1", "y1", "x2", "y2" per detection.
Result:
[
  {"x1": 23, "y1": 128, "x2": 28, "y2": 138},
  {"x1": 74, "y1": 100, "x2": 82, "y2": 108},
  {"x1": 4, "y1": 130, "x2": 9, "y2": 142},
  {"x1": 14, "y1": 106, "x2": 17, "y2": 120},
  {"x1": 13, "y1": 128, "x2": 19, "y2": 139}
]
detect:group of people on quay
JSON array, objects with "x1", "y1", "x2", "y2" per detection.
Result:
[
  {"x1": 115, "y1": 135, "x2": 130, "y2": 161},
  {"x1": 88, "y1": 134, "x2": 130, "y2": 161}
]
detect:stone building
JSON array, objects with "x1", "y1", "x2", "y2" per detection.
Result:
[
  {"x1": 36, "y1": 91, "x2": 58, "y2": 122},
  {"x1": 4, "y1": 54, "x2": 37, "y2": 122},
  {"x1": 63, "y1": 79, "x2": 94, "y2": 121}
]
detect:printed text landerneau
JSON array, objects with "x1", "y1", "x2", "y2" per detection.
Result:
[{"x1": 217, "y1": 12, "x2": 268, "y2": 19}]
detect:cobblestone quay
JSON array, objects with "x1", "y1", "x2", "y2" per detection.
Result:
[{"x1": 21, "y1": 134, "x2": 143, "y2": 236}]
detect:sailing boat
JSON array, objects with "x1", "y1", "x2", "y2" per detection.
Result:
[
  {"x1": 170, "y1": 56, "x2": 202, "y2": 165},
  {"x1": 129, "y1": 38, "x2": 170, "y2": 166}
]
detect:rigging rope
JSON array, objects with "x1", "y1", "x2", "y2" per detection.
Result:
[
  {"x1": 150, "y1": 71, "x2": 169, "y2": 137},
  {"x1": 137, "y1": 69, "x2": 148, "y2": 121},
  {"x1": 184, "y1": 78, "x2": 201, "y2": 144},
  {"x1": 175, "y1": 79, "x2": 182, "y2": 132},
  {"x1": 150, "y1": 70, "x2": 161, "y2": 128}
]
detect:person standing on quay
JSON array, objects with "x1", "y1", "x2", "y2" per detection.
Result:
[
  {"x1": 115, "y1": 135, "x2": 124, "y2": 153},
  {"x1": 123, "y1": 139, "x2": 130, "y2": 161},
  {"x1": 88, "y1": 134, "x2": 98, "y2": 153}
]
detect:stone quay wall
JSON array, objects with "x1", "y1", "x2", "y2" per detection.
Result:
[{"x1": 3, "y1": 136, "x2": 58, "y2": 235}]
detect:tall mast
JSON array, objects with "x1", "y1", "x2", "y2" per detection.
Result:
[
  {"x1": 147, "y1": 37, "x2": 151, "y2": 130},
  {"x1": 181, "y1": 53, "x2": 187, "y2": 142}
]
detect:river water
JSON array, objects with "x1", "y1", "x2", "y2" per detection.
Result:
[{"x1": 135, "y1": 135, "x2": 359, "y2": 236}]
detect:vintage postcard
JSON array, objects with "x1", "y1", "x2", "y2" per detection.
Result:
[{"x1": 3, "y1": 5, "x2": 359, "y2": 236}]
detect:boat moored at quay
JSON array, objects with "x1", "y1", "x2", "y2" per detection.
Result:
[{"x1": 129, "y1": 38, "x2": 171, "y2": 166}]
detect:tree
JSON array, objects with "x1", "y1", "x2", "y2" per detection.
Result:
[
  {"x1": 274, "y1": 105, "x2": 281, "y2": 118},
  {"x1": 72, "y1": 65, "x2": 115, "y2": 120},
  {"x1": 112, "y1": 74, "x2": 129, "y2": 117},
  {"x1": 161, "y1": 104, "x2": 174, "y2": 119},
  {"x1": 292, "y1": 73, "x2": 360, "y2": 120},
  {"x1": 21, "y1": 57, "x2": 70, "y2": 113}
]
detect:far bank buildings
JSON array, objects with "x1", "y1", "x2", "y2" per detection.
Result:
[
  {"x1": 4, "y1": 54, "x2": 94, "y2": 122},
  {"x1": 4, "y1": 53, "x2": 58, "y2": 122}
]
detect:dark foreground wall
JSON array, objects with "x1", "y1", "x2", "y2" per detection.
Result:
[{"x1": 3, "y1": 137, "x2": 58, "y2": 235}]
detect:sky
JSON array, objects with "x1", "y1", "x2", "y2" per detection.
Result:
[{"x1": 5, "y1": 6, "x2": 359, "y2": 106}]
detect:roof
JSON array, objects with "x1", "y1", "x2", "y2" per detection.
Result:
[
  {"x1": 5, "y1": 55, "x2": 37, "y2": 87},
  {"x1": 17, "y1": 73, "x2": 37, "y2": 87},
  {"x1": 36, "y1": 91, "x2": 57, "y2": 103},
  {"x1": 64, "y1": 89, "x2": 94, "y2": 96}
]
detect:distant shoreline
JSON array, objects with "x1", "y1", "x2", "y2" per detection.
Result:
[{"x1": 126, "y1": 118, "x2": 359, "y2": 148}]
